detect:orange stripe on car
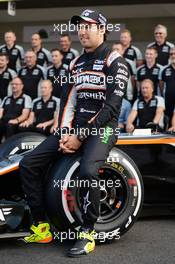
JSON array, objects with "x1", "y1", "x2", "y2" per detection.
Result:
[
  {"x1": 116, "y1": 138, "x2": 175, "y2": 145},
  {"x1": 0, "y1": 164, "x2": 19, "y2": 176}
]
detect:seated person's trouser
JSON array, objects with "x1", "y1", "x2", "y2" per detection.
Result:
[
  {"x1": 19, "y1": 131, "x2": 117, "y2": 228},
  {"x1": 0, "y1": 119, "x2": 18, "y2": 142}
]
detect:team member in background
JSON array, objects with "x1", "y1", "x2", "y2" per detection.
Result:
[
  {"x1": 47, "y1": 48, "x2": 68, "y2": 98},
  {"x1": 19, "y1": 80, "x2": 60, "y2": 135},
  {"x1": 19, "y1": 9, "x2": 129, "y2": 257},
  {"x1": 159, "y1": 47, "x2": 175, "y2": 122},
  {"x1": 120, "y1": 29, "x2": 143, "y2": 67},
  {"x1": 18, "y1": 51, "x2": 45, "y2": 100},
  {"x1": 0, "y1": 77, "x2": 32, "y2": 142},
  {"x1": 31, "y1": 33, "x2": 52, "y2": 67},
  {"x1": 0, "y1": 53, "x2": 17, "y2": 100},
  {"x1": 136, "y1": 47, "x2": 163, "y2": 95},
  {"x1": 0, "y1": 31, "x2": 24, "y2": 72},
  {"x1": 112, "y1": 42, "x2": 136, "y2": 102},
  {"x1": 126, "y1": 79, "x2": 165, "y2": 133},
  {"x1": 147, "y1": 24, "x2": 174, "y2": 66},
  {"x1": 59, "y1": 33, "x2": 79, "y2": 70}
]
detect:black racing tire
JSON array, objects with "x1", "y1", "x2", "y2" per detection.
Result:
[
  {"x1": 0, "y1": 132, "x2": 46, "y2": 157},
  {"x1": 45, "y1": 147, "x2": 144, "y2": 242}
]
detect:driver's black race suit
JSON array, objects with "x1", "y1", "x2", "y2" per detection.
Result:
[{"x1": 20, "y1": 42, "x2": 129, "y2": 228}]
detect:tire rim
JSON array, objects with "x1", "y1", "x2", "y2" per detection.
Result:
[{"x1": 68, "y1": 166, "x2": 129, "y2": 224}]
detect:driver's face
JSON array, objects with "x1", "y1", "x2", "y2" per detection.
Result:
[{"x1": 78, "y1": 22, "x2": 104, "y2": 49}]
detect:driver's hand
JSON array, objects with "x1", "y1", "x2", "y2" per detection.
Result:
[{"x1": 59, "y1": 135, "x2": 82, "y2": 153}]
